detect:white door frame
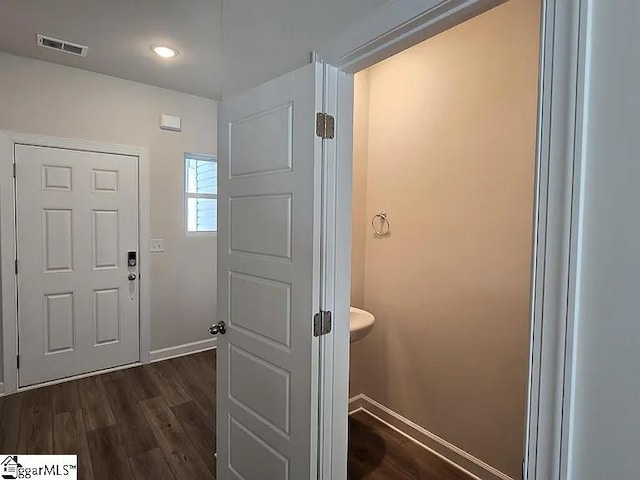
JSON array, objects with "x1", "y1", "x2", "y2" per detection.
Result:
[
  {"x1": 0, "y1": 131, "x2": 152, "y2": 395},
  {"x1": 319, "y1": 0, "x2": 588, "y2": 479}
]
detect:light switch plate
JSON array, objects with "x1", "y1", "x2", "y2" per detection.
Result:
[{"x1": 150, "y1": 239, "x2": 165, "y2": 252}]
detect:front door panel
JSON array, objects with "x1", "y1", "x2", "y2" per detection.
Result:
[{"x1": 16, "y1": 145, "x2": 139, "y2": 387}]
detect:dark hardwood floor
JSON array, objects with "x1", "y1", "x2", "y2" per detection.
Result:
[
  {"x1": 0, "y1": 350, "x2": 217, "y2": 480},
  {"x1": 0, "y1": 350, "x2": 473, "y2": 480},
  {"x1": 348, "y1": 410, "x2": 473, "y2": 480}
]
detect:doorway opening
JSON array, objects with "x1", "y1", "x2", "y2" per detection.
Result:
[{"x1": 347, "y1": 0, "x2": 542, "y2": 479}]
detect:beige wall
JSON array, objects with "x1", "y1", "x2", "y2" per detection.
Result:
[
  {"x1": 0, "y1": 52, "x2": 218, "y2": 380},
  {"x1": 350, "y1": 0, "x2": 540, "y2": 478},
  {"x1": 350, "y1": 70, "x2": 370, "y2": 308}
]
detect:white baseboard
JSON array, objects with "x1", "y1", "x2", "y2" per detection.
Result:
[
  {"x1": 348, "y1": 394, "x2": 514, "y2": 480},
  {"x1": 150, "y1": 338, "x2": 217, "y2": 363}
]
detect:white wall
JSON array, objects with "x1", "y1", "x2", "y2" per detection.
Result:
[
  {"x1": 569, "y1": 1, "x2": 640, "y2": 478},
  {"x1": 0, "y1": 52, "x2": 218, "y2": 382}
]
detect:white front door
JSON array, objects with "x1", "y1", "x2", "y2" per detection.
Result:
[
  {"x1": 15, "y1": 145, "x2": 140, "y2": 387},
  {"x1": 216, "y1": 62, "x2": 325, "y2": 479}
]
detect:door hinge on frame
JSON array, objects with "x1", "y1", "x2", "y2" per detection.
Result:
[
  {"x1": 14, "y1": 259, "x2": 18, "y2": 274},
  {"x1": 316, "y1": 112, "x2": 335, "y2": 139},
  {"x1": 12, "y1": 163, "x2": 16, "y2": 178},
  {"x1": 16, "y1": 355, "x2": 19, "y2": 369},
  {"x1": 314, "y1": 310, "x2": 332, "y2": 337}
]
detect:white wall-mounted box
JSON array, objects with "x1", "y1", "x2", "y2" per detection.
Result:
[{"x1": 160, "y1": 114, "x2": 182, "y2": 132}]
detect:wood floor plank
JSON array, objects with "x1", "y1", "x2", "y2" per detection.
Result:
[
  {"x1": 146, "y1": 360, "x2": 192, "y2": 407},
  {"x1": 101, "y1": 371, "x2": 138, "y2": 407},
  {"x1": 102, "y1": 365, "x2": 158, "y2": 407},
  {"x1": 0, "y1": 392, "x2": 24, "y2": 452},
  {"x1": 348, "y1": 410, "x2": 474, "y2": 480},
  {"x1": 193, "y1": 350, "x2": 217, "y2": 374},
  {"x1": 408, "y1": 440, "x2": 471, "y2": 480},
  {"x1": 51, "y1": 380, "x2": 81, "y2": 415},
  {"x1": 172, "y1": 354, "x2": 216, "y2": 418},
  {"x1": 16, "y1": 388, "x2": 53, "y2": 454},
  {"x1": 129, "y1": 448, "x2": 175, "y2": 480},
  {"x1": 171, "y1": 401, "x2": 217, "y2": 475},
  {"x1": 128, "y1": 366, "x2": 161, "y2": 401},
  {"x1": 139, "y1": 396, "x2": 213, "y2": 479},
  {"x1": 53, "y1": 410, "x2": 94, "y2": 480},
  {"x1": 102, "y1": 375, "x2": 157, "y2": 457},
  {"x1": 77, "y1": 376, "x2": 116, "y2": 431},
  {"x1": 87, "y1": 425, "x2": 134, "y2": 480}
]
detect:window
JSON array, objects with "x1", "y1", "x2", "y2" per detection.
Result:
[{"x1": 185, "y1": 153, "x2": 217, "y2": 233}]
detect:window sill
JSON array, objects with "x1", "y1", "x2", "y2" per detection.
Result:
[{"x1": 186, "y1": 231, "x2": 218, "y2": 237}]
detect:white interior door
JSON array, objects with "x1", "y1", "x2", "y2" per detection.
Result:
[
  {"x1": 15, "y1": 145, "x2": 139, "y2": 387},
  {"x1": 216, "y1": 62, "x2": 324, "y2": 479}
]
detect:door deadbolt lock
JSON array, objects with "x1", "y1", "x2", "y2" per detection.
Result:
[
  {"x1": 208, "y1": 321, "x2": 226, "y2": 336},
  {"x1": 128, "y1": 272, "x2": 137, "y2": 281}
]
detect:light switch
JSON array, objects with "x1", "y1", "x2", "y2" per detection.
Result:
[{"x1": 150, "y1": 239, "x2": 165, "y2": 252}]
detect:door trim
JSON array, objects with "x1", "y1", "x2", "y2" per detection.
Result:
[
  {"x1": 0, "y1": 131, "x2": 151, "y2": 394},
  {"x1": 315, "y1": 65, "x2": 353, "y2": 480},
  {"x1": 320, "y1": 0, "x2": 587, "y2": 478}
]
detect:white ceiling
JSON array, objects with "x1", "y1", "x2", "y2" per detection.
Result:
[{"x1": 0, "y1": 0, "x2": 223, "y2": 99}]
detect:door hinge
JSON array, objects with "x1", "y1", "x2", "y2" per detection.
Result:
[
  {"x1": 16, "y1": 355, "x2": 19, "y2": 369},
  {"x1": 313, "y1": 310, "x2": 332, "y2": 337},
  {"x1": 14, "y1": 259, "x2": 18, "y2": 274},
  {"x1": 12, "y1": 163, "x2": 16, "y2": 178},
  {"x1": 316, "y1": 112, "x2": 335, "y2": 139}
]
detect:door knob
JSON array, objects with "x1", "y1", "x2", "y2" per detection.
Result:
[
  {"x1": 208, "y1": 321, "x2": 227, "y2": 336},
  {"x1": 128, "y1": 272, "x2": 137, "y2": 281}
]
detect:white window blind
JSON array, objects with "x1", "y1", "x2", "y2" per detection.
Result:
[{"x1": 185, "y1": 153, "x2": 217, "y2": 233}]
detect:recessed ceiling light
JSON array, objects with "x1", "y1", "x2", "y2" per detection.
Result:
[{"x1": 151, "y1": 45, "x2": 178, "y2": 58}]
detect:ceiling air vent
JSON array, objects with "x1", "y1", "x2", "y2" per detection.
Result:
[{"x1": 36, "y1": 34, "x2": 88, "y2": 57}]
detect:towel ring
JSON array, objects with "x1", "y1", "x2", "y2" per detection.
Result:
[{"x1": 372, "y1": 211, "x2": 390, "y2": 236}]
